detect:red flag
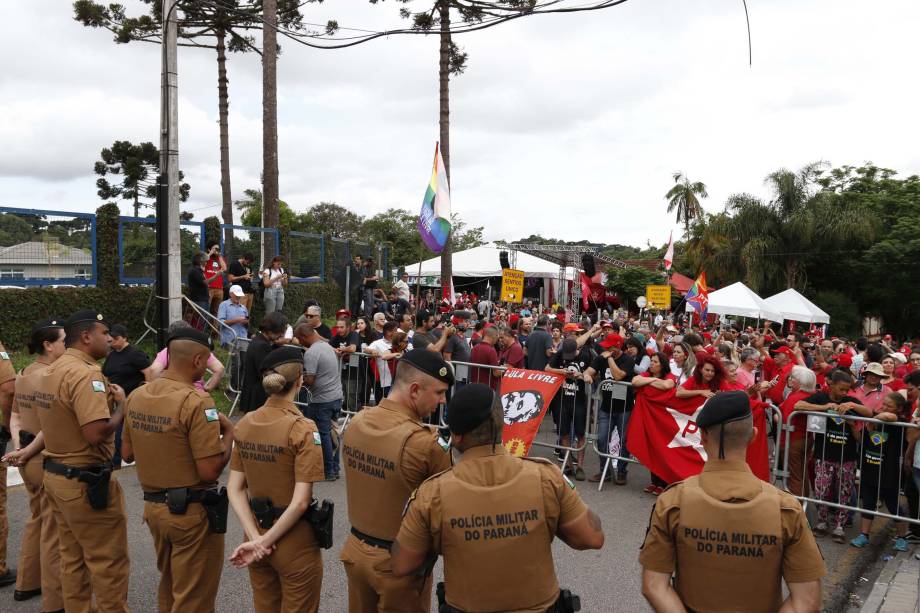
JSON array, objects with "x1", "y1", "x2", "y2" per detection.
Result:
[
  {"x1": 580, "y1": 272, "x2": 592, "y2": 311},
  {"x1": 500, "y1": 368, "x2": 564, "y2": 457},
  {"x1": 663, "y1": 231, "x2": 674, "y2": 271},
  {"x1": 627, "y1": 385, "x2": 771, "y2": 483}
]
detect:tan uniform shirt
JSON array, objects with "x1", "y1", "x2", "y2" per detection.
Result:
[
  {"x1": 12, "y1": 360, "x2": 47, "y2": 437},
  {"x1": 342, "y1": 398, "x2": 452, "y2": 541},
  {"x1": 0, "y1": 342, "x2": 15, "y2": 427},
  {"x1": 398, "y1": 446, "x2": 588, "y2": 612},
  {"x1": 123, "y1": 372, "x2": 224, "y2": 491},
  {"x1": 229, "y1": 396, "x2": 325, "y2": 507},
  {"x1": 37, "y1": 348, "x2": 115, "y2": 467},
  {"x1": 640, "y1": 460, "x2": 827, "y2": 612}
]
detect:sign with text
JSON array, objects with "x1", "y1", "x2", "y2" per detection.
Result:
[
  {"x1": 500, "y1": 268, "x2": 525, "y2": 303},
  {"x1": 645, "y1": 284, "x2": 672, "y2": 309},
  {"x1": 500, "y1": 368, "x2": 564, "y2": 457}
]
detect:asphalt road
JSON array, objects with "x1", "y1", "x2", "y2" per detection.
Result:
[{"x1": 2, "y1": 422, "x2": 856, "y2": 612}]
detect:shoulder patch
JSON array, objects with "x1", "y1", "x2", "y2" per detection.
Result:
[
  {"x1": 562, "y1": 474, "x2": 576, "y2": 489},
  {"x1": 437, "y1": 436, "x2": 451, "y2": 452},
  {"x1": 204, "y1": 408, "x2": 219, "y2": 422},
  {"x1": 91, "y1": 380, "x2": 106, "y2": 393},
  {"x1": 0, "y1": 351, "x2": 9, "y2": 360},
  {"x1": 313, "y1": 431, "x2": 322, "y2": 445}
]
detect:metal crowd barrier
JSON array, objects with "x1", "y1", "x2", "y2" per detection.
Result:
[
  {"x1": 589, "y1": 380, "x2": 637, "y2": 491},
  {"x1": 780, "y1": 409, "x2": 920, "y2": 526}
]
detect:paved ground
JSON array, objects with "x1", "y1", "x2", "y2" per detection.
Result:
[{"x1": 2, "y1": 422, "x2": 862, "y2": 612}]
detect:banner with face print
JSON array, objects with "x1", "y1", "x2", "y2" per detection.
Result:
[{"x1": 500, "y1": 368, "x2": 565, "y2": 457}]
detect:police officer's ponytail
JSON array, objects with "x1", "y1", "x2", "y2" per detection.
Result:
[{"x1": 262, "y1": 362, "x2": 302, "y2": 395}]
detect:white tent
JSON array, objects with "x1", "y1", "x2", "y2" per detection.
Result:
[
  {"x1": 764, "y1": 288, "x2": 830, "y2": 324},
  {"x1": 399, "y1": 245, "x2": 573, "y2": 280},
  {"x1": 702, "y1": 282, "x2": 784, "y2": 321}
]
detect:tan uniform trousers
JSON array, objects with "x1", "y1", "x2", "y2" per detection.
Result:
[
  {"x1": 16, "y1": 456, "x2": 63, "y2": 611},
  {"x1": 0, "y1": 460, "x2": 6, "y2": 576},
  {"x1": 43, "y1": 471, "x2": 130, "y2": 613},
  {"x1": 144, "y1": 501, "x2": 224, "y2": 612},
  {"x1": 340, "y1": 533, "x2": 432, "y2": 613},
  {"x1": 248, "y1": 521, "x2": 323, "y2": 613}
]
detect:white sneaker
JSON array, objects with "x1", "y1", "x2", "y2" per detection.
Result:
[
  {"x1": 832, "y1": 526, "x2": 846, "y2": 543},
  {"x1": 814, "y1": 521, "x2": 828, "y2": 536}
]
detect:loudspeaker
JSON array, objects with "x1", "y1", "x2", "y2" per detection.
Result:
[
  {"x1": 581, "y1": 253, "x2": 596, "y2": 278},
  {"x1": 499, "y1": 250, "x2": 510, "y2": 270}
]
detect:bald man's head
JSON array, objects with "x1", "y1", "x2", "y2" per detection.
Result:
[{"x1": 166, "y1": 339, "x2": 211, "y2": 382}]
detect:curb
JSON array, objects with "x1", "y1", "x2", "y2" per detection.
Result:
[{"x1": 824, "y1": 521, "x2": 893, "y2": 613}]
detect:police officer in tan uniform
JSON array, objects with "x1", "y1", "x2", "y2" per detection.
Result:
[
  {"x1": 121, "y1": 327, "x2": 234, "y2": 612},
  {"x1": 227, "y1": 346, "x2": 327, "y2": 613},
  {"x1": 0, "y1": 336, "x2": 19, "y2": 589},
  {"x1": 640, "y1": 390, "x2": 827, "y2": 613},
  {"x1": 393, "y1": 383, "x2": 605, "y2": 613},
  {"x1": 2, "y1": 319, "x2": 66, "y2": 610},
  {"x1": 341, "y1": 349, "x2": 454, "y2": 613},
  {"x1": 37, "y1": 310, "x2": 130, "y2": 613}
]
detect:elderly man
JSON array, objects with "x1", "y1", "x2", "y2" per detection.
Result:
[
  {"x1": 294, "y1": 323, "x2": 343, "y2": 480},
  {"x1": 217, "y1": 285, "x2": 250, "y2": 348},
  {"x1": 393, "y1": 272, "x2": 411, "y2": 303},
  {"x1": 779, "y1": 366, "x2": 818, "y2": 496},
  {"x1": 294, "y1": 303, "x2": 332, "y2": 340}
]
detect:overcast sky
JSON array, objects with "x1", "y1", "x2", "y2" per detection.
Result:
[{"x1": 2, "y1": 0, "x2": 919, "y2": 248}]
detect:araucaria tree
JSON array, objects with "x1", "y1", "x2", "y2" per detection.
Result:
[{"x1": 94, "y1": 140, "x2": 189, "y2": 216}]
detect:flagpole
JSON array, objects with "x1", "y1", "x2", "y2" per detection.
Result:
[{"x1": 416, "y1": 244, "x2": 424, "y2": 310}]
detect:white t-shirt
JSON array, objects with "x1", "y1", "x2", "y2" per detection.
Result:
[
  {"x1": 264, "y1": 267, "x2": 285, "y2": 289},
  {"x1": 368, "y1": 338, "x2": 394, "y2": 387}
]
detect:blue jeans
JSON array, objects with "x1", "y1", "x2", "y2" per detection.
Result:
[
  {"x1": 597, "y1": 409, "x2": 632, "y2": 475},
  {"x1": 305, "y1": 399, "x2": 342, "y2": 478}
]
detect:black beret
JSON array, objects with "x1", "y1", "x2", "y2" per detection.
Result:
[
  {"x1": 399, "y1": 348, "x2": 455, "y2": 385},
  {"x1": 696, "y1": 391, "x2": 752, "y2": 429},
  {"x1": 32, "y1": 318, "x2": 63, "y2": 333},
  {"x1": 446, "y1": 383, "x2": 495, "y2": 435},
  {"x1": 64, "y1": 310, "x2": 108, "y2": 329},
  {"x1": 259, "y1": 346, "x2": 304, "y2": 373},
  {"x1": 167, "y1": 327, "x2": 212, "y2": 350}
]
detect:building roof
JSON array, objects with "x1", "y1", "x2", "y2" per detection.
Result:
[{"x1": 0, "y1": 241, "x2": 92, "y2": 265}]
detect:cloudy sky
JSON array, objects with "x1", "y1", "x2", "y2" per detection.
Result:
[{"x1": 2, "y1": 0, "x2": 919, "y2": 248}]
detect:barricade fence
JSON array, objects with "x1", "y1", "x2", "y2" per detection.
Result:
[{"x1": 781, "y1": 410, "x2": 920, "y2": 527}]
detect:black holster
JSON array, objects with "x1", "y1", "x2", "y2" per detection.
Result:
[
  {"x1": 165, "y1": 487, "x2": 189, "y2": 515},
  {"x1": 304, "y1": 498, "x2": 334, "y2": 550},
  {"x1": 19, "y1": 430, "x2": 36, "y2": 447},
  {"x1": 249, "y1": 497, "x2": 277, "y2": 530},
  {"x1": 0, "y1": 427, "x2": 10, "y2": 443},
  {"x1": 549, "y1": 589, "x2": 581, "y2": 613},
  {"x1": 202, "y1": 487, "x2": 229, "y2": 534},
  {"x1": 78, "y1": 465, "x2": 113, "y2": 510}
]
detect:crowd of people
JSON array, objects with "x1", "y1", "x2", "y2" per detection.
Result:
[{"x1": 0, "y1": 263, "x2": 918, "y2": 611}]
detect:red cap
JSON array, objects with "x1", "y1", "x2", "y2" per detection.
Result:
[
  {"x1": 601, "y1": 320, "x2": 613, "y2": 328},
  {"x1": 884, "y1": 334, "x2": 892, "y2": 340},
  {"x1": 835, "y1": 353, "x2": 852, "y2": 368},
  {"x1": 598, "y1": 333, "x2": 624, "y2": 349},
  {"x1": 772, "y1": 346, "x2": 795, "y2": 359},
  {"x1": 509, "y1": 314, "x2": 520, "y2": 327},
  {"x1": 335, "y1": 309, "x2": 351, "y2": 319},
  {"x1": 563, "y1": 323, "x2": 584, "y2": 333}
]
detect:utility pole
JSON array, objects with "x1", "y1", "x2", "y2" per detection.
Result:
[
  {"x1": 157, "y1": 0, "x2": 181, "y2": 347},
  {"x1": 438, "y1": 0, "x2": 453, "y2": 305}
]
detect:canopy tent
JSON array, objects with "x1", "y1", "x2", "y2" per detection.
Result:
[
  {"x1": 398, "y1": 245, "x2": 574, "y2": 280},
  {"x1": 700, "y1": 282, "x2": 784, "y2": 321},
  {"x1": 764, "y1": 288, "x2": 830, "y2": 324}
]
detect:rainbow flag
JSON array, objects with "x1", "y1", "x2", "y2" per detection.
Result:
[
  {"x1": 418, "y1": 142, "x2": 452, "y2": 253},
  {"x1": 685, "y1": 271, "x2": 709, "y2": 320}
]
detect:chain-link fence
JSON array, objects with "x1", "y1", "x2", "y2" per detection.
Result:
[
  {"x1": 220, "y1": 224, "x2": 280, "y2": 269},
  {"x1": 118, "y1": 216, "x2": 204, "y2": 284},
  {"x1": 287, "y1": 231, "x2": 324, "y2": 282},
  {"x1": 0, "y1": 207, "x2": 96, "y2": 286}
]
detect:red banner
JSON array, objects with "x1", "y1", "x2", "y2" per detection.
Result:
[
  {"x1": 626, "y1": 386, "x2": 770, "y2": 484},
  {"x1": 500, "y1": 368, "x2": 565, "y2": 457}
]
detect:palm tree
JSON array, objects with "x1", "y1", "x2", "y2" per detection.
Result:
[{"x1": 665, "y1": 172, "x2": 709, "y2": 236}]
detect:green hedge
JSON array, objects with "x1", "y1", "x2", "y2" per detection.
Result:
[{"x1": 0, "y1": 281, "x2": 347, "y2": 352}]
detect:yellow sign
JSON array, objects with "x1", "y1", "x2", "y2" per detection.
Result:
[
  {"x1": 500, "y1": 268, "x2": 525, "y2": 303},
  {"x1": 645, "y1": 285, "x2": 671, "y2": 309}
]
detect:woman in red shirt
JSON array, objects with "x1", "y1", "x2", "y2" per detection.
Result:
[
  {"x1": 675, "y1": 354, "x2": 727, "y2": 399},
  {"x1": 881, "y1": 355, "x2": 906, "y2": 392},
  {"x1": 632, "y1": 352, "x2": 676, "y2": 495}
]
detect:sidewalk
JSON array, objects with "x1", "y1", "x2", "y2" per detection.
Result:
[{"x1": 861, "y1": 550, "x2": 920, "y2": 613}]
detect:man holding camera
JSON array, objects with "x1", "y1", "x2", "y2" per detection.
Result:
[{"x1": 204, "y1": 242, "x2": 227, "y2": 316}]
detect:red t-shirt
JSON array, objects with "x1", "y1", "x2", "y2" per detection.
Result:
[
  {"x1": 499, "y1": 341, "x2": 525, "y2": 369},
  {"x1": 766, "y1": 362, "x2": 794, "y2": 405},
  {"x1": 470, "y1": 342, "x2": 500, "y2": 390},
  {"x1": 205, "y1": 256, "x2": 223, "y2": 289},
  {"x1": 780, "y1": 389, "x2": 810, "y2": 442},
  {"x1": 887, "y1": 378, "x2": 906, "y2": 393}
]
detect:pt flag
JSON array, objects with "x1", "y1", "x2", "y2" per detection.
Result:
[
  {"x1": 663, "y1": 231, "x2": 674, "y2": 271},
  {"x1": 500, "y1": 368, "x2": 564, "y2": 457},
  {"x1": 685, "y1": 271, "x2": 709, "y2": 320},
  {"x1": 418, "y1": 142, "x2": 452, "y2": 254},
  {"x1": 626, "y1": 386, "x2": 771, "y2": 483}
]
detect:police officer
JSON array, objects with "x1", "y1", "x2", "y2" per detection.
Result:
[
  {"x1": 639, "y1": 390, "x2": 827, "y2": 612},
  {"x1": 227, "y1": 346, "x2": 326, "y2": 613},
  {"x1": 340, "y1": 349, "x2": 454, "y2": 613},
  {"x1": 2, "y1": 319, "x2": 66, "y2": 610},
  {"x1": 121, "y1": 327, "x2": 234, "y2": 612},
  {"x1": 393, "y1": 383, "x2": 605, "y2": 613},
  {"x1": 37, "y1": 310, "x2": 130, "y2": 613},
  {"x1": 0, "y1": 335, "x2": 19, "y2": 589}
]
